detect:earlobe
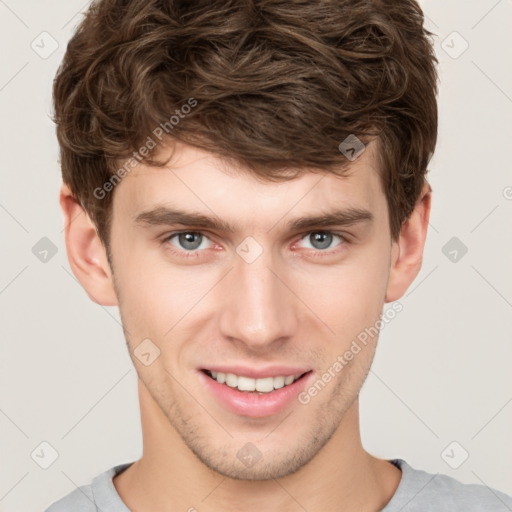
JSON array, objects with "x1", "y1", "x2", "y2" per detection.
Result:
[
  {"x1": 385, "y1": 182, "x2": 432, "y2": 303},
  {"x1": 60, "y1": 183, "x2": 118, "y2": 306}
]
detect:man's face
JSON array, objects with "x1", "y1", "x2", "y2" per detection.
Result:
[{"x1": 108, "y1": 140, "x2": 395, "y2": 480}]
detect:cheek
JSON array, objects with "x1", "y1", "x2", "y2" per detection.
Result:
[
  {"x1": 113, "y1": 239, "x2": 217, "y2": 348},
  {"x1": 110, "y1": 238, "x2": 178, "y2": 337},
  {"x1": 298, "y1": 246, "x2": 390, "y2": 340},
  {"x1": 113, "y1": 227, "x2": 390, "y2": 347}
]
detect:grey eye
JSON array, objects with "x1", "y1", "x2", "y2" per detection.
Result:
[
  {"x1": 299, "y1": 231, "x2": 344, "y2": 251},
  {"x1": 308, "y1": 232, "x2": 334, "y2": 250},
  {"x1": 176, "y1": 232, "x2": 204, "y2": 251}
]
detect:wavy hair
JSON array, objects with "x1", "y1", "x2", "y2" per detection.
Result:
[{"x1": 53, "y1": 0, "x2": 438, "y2": 248}]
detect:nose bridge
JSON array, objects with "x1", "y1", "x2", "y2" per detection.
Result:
[{"x1": 219, "y1": 245, "x2": 297, "y2": 348}]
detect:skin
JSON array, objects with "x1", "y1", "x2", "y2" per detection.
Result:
[{"x1": 60, "y1": 138, "x2": 431, "y2": 512}]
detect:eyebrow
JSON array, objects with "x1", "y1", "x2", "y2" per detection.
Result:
[{"x1": 134, "y1": 205, "x2": 373, "y2": 232}]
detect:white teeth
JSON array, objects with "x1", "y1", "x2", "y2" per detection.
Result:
[
  {"x1": 273, "y1": 376, "x2": 285, "y2": 389},
  {"x1": 237, "y1": 376, "x2": 256, "y2": 391},
  {"x1": 284, "y1": 375, "x2": 294, "y2": 385},
  {"x1": 208, "y1": 371, "x2": 303, "y2": 392},
  {"x1": 225, "y1": 373, "x2": 238, "y2": 387},
  {"x1": 256, "y1": 377, "x2": 274, "y2": 393}
]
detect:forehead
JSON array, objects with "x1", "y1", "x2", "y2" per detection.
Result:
[{"x1": 113, "y1": 139, "x2": 385, "y2": 228}]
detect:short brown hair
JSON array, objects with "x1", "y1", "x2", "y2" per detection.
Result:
[{"x1": 52, "y1": 0, "x2": 438, "y2": 250}]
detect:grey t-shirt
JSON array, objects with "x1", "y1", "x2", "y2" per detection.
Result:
[{"x1": 44, "y1": 458, "x2": 512, "y2": 511}]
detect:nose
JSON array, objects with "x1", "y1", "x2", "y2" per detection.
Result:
[{"x1": 218, "y1": 248, "x2": 298, "y2": 351}]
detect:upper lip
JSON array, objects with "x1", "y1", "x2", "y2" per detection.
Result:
[{"x1": 201, "y1": 366, "x2": 312, "y2": 379}]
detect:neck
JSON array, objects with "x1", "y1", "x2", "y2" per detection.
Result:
[{"x1": 113, "y1": 379, "x2": 401, "y2": 512}]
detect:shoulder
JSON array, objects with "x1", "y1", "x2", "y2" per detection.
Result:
[
  {"x1": 44, "y1": 484, "x2": 96, "y2": 512},
  {"x1": 44, "y1": 462, "x2": 134, "y2": 512},
  {"x1": 385, "y1": 459, "x2": 512, "y2": 512}
]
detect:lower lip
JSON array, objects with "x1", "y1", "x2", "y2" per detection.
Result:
[{"x1": 198, "y1": 370, "x2": 313, "y2": 418}]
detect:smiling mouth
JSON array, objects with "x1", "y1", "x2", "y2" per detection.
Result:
[{"x1": 201, "y1": 369, "x2": 311, "y2": 394}]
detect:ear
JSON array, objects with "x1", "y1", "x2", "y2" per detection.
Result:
[
  {"x1": 385, "y1": 181, "x2": 432, "y2": 303},
  {"x1": 60, "y1": 183, "x2": 118, "y2": 306}
]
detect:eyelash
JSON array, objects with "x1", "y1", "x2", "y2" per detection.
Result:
[{"x1": 160, "y1": 230, "x2": 349, "y2": 259}]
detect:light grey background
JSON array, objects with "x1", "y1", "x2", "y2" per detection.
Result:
[{"x1": 1, "y1": 1, "x2": 511, "y2": 510}]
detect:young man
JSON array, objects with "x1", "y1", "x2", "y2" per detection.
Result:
[{"x1": 46, "y1": 0, "x2": 512, "y2": 510}]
